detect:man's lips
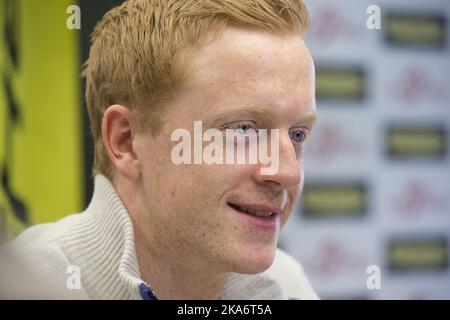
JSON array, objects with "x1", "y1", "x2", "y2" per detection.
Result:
[{"x1": 226, "y1": 201, "x2": 282, "y2": 218}]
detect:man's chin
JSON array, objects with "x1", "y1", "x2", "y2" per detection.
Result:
[{"x1": 229, "y1": 247, "x2": 276, "y2": 275}]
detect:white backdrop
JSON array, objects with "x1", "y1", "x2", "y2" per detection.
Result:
[{"x1": 281, "y1": 0, "x2": 450, "y2": 299}]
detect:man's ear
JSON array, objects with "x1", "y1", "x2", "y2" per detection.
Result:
[{"x1": 102, "y1": 105, "x2": 140, "y2": 180}]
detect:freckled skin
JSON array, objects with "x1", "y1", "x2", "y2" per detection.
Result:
[{"x1": 121, "y1": 26, "x2": 316, "y2": 299}]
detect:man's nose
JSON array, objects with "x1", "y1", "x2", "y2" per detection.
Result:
[{"x1": 253, "y1": 131, "x2": 302, "y2": 191}]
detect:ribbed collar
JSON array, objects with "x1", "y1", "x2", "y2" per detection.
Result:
[
  {"x1": 58, "y1": 175, "x2": 142, "y2": 299},
  {"x1": 57, "y1": 175, "x2": 286, "y2": 300}
]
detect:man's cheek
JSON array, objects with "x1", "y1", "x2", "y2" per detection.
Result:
[{"x1": 283, "y1": 189, "x2": 301, "y2": 220}]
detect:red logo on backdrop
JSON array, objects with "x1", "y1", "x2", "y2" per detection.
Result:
[
  {"x1": 391, "y1": 67, "x2": 449, "y2": 105},
  {"x1": 308, "y1": 6, "x2": 363, "y2": 45},
  {"x1": 392, "y1": 180, "x2": 450, "y2": 219},
  {"x1": 306, "y1": 123, "x2": 364, "y2": 163},
  {"x1": 304, "y1": 239, "x2": 366, "y2": 279}
]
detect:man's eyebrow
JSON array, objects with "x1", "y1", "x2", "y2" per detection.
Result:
[
  {"x1": 203, "y1": 107, "x2": 318, "y2": 128},
  {"x1": 203, "y1": 106, "x2": 272, "y2": 128},
  {"x1": 294, "y1": 111, "x2": 318, "y2": 134},
  {"x1": 294, "y1": 111, "x2": 317, "y2": 125}
]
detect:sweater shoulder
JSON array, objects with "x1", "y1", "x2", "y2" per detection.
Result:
[
  {"x1": 1, "y1": 214, "x2": 89, "y2": 299},
  {"x1": 264, "y1": 248, "x2": 319, "y2": 300},
  {"x1": 8, "y1": 213, "x2": 81, "y2": 254},
  {"x1": 220, "y1": 248, "x2": 319, "y2": 300}
]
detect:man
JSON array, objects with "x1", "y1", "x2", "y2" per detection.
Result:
[{"x1": 6, "y1": 0, "x2": 318, "y2": 299}]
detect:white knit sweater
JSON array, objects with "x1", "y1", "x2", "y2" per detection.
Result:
[{"x1": 5, "y1": 175, "x2": 318, "y2": 300}]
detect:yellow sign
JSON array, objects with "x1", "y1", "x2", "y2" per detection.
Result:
[
  {"x1": 387, "y1": 126, "x2": 446, "y2": 159},
  {"x1": 301, "y1": 183, "x2": 366, "y2": 218},
  {"x1": 316, "y1": 67, "x2": 365, "y2": 101},
  {"x1": 385, "y1": 14, "x2": 446, "y2": 48},
  {"x1": 388, "y1": 238, "x2": 448, "y2": 271},
  {"x1": 0, "y1": 0, "x2": 84, "y2": 240}
]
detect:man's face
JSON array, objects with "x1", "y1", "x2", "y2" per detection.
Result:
[{"x1": 133, "y1": 26, "x2": 316, "y2": 274}]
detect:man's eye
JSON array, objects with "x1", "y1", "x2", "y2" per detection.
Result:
[
  {"x1": 289, "y1": 129, "x2": 307, "y2": 143},
  {"x1": 228, "y1": 122, "x2": 255, "y2": 134}
]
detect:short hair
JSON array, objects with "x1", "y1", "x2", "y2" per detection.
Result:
[{"x1": 83, "y1": 0, "x2": 310, "y2": 179}]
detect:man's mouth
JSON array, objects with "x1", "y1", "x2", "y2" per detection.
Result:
[{"x1": 227, "y1": 202, "x2": 277, "y2": 218}]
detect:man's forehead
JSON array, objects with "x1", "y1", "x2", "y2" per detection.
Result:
[
  {"x1": 170, "y1": 25, "x2": 316, "y2": 127},
  {"x1": 187, "y1": 26, "x2": 313, "y2": 85}
]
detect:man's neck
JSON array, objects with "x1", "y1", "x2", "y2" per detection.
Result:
[
  {"x1": 133, "y1": 224, "x2": 228, "y2": 300},
  {"x1": 115, "y1": 177, "x2": 229, "y2": 300}
]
